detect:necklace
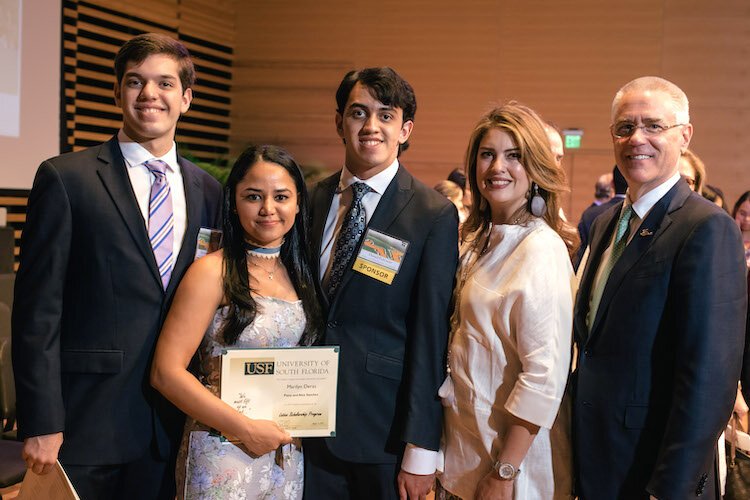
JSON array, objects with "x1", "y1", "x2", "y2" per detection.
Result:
[
  {"x1": 244, "y1": 241, "x2": 282, "y2": 259},
  {"x1": 447, "y1": 230, "x2": 489, "y2": 373},
  {"x1": 248, "y1": 255, "x2": 280, "y2": 280}
]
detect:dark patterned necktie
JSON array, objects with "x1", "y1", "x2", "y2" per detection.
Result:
[
  {"x1": 144, "y1": 159, "x2": 174, "y2": 289},
  {"x1": 327, "y1": 182, "x2": 372, "y2": 300}
]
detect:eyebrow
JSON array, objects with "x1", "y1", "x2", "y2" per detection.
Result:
[
  {"x1": 616, "y1": 117, "x2": 666, "y2": 123},
  {"x1": 124, "y1": 71, "x2": 178, "y2": 80},
  {"x1": 479, "y1": 146, "x2": 520, "y2": 154},
  {"x1": 348, "y1": 102, "x2": 395, "y2": 112},
  {"x1": 242, "y1": 187, "x2": 293, "y2": 193}
]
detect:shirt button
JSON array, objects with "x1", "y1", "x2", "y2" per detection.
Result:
[{"x1": 327, "y1": 321, "x2": 338, "y2": 329}]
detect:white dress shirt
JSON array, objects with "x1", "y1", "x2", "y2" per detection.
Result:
[
  {"x1": 117, "y1": 130, "x2": 187, "y2": 266},
  {"x1": 319, "y1": 159, "x2": 437, "y2": 475},
  {"x1": 319, "y1": 159, "x2": 399, "y2": 283}
]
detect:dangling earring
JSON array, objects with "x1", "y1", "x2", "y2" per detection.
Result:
[{"x1": 530, "y1": 183, "x2": 546, "y2": 217}]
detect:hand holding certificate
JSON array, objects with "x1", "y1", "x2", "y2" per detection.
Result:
[{"x1": 220, "y1": 346, "x2": 339, "y2": 437}]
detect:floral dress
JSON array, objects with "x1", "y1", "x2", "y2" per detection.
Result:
[{"x1": 177, "y1": 296, "x2": 306, "y2": 500}]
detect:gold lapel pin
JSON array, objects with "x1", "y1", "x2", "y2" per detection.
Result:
[{"x1": 640, "y1": 228, "x2": 654, "y2": 237}]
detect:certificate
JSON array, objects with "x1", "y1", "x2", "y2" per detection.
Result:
[
  {"x1": 18, "y1": 461, "x2": 80, "y2": 500},
  {"x1": 220, "y1": 346, "x2": 339, "y2": 437}
]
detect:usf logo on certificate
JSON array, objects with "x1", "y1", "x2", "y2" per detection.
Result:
[
  {"x1": 220, "y1": 346, "x2": 339, "y2": 438},
  {"x1": 353, "y1": 228, "x2": 409, "y2": 285}
]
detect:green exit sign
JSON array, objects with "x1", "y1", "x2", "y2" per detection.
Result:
[
  {"x1": 565, "y1": 135, "x2": 581, "y2": 148},
  {"x1": 563, "y1": 129, "x2": 583, "y2": 149}
]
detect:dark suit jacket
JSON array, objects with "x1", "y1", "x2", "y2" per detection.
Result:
[
  {"x1": 573, "y1": 180, "x2": 747, "y2": 499},
  {"x1": 575, "y1": 195, "x2": 625, "y2": 270},
  {"x1": 12, "y1": 137, "x2": 222, "y2": 465},
  {"x1": 308, "y1": 165, "x2": 458, "y2": 463}
]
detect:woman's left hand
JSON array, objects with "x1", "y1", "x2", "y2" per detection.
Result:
[{"x1": 474, "y1": 471, "x2": 513, "y2": 500}]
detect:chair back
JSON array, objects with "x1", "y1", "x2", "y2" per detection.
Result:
[
  {"x1": 0, "y1": 303, "x2": 15, "y2": 432},
  {"x1": 0, "y1": 273, "x2": 14, "y2": 311}
]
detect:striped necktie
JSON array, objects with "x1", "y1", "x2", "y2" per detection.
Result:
[{"x1": 144, "y1": 160, "x2": 174, "y2": 289}]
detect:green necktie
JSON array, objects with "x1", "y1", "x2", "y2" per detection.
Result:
[{"x1": 587, "y1": 203, "x2": 634, "y2": 331}]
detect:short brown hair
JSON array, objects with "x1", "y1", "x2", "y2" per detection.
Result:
[{"x1": 114, "y1": 33, "x2": 195, "y2": 91}]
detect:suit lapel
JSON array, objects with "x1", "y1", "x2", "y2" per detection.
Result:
[
  {"x1": 166, "y1": 158, "x2": 204, "y2": 297},
  {"x1": 96, "y1": 137, "x2": 163, "y2": 288},
  {"x1": 310, "y1": 174, "x2": 338, "y2": 308},
  {"x1": 368, "y1": 166, "x2": 414, "y2": 230},
  {"x1": 588, "y1": 181, "x2": 691, "y2": 340},
  {"x1": 574, "y1": 204, "x2": 620, "y2": 345},
  {"x1": 332, "y1": 165, "x2": 414, "y2": 301}
]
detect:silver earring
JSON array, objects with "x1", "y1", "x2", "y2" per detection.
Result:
[{"x1": 530, "y1": 184, "x2": 546, "y2": 217}]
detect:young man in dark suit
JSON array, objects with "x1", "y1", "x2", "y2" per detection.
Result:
[
  {"x1": 573, "y1": 76, "x2": 747, "y2": 499},
  {"x1": 12, "y1": 33, "x2": 222, "y2": 499},
  {"x1": 304, "y1": 67, "x2": 458, "y2": 499}
]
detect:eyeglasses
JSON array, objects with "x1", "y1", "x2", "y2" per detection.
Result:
[{"x1": 611, "y1": 122, "x2": 687, "y2": 139}]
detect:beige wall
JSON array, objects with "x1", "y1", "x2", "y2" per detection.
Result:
[{"x1": 232, "y1": 0, "x2": 750, "y2": 222}]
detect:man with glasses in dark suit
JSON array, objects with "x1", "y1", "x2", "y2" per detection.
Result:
[{"x1": 573, "y1": 76, "x2": 746, "y2": 499}]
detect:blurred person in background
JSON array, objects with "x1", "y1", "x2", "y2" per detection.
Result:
[
  {"x1": 678, "y1": 148, "x2": 706, "y2": 194},
  {"x1": 435, "y1": 179, "x2": 468, "y2": 225}
]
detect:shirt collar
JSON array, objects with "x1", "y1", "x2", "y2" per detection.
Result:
[
  {"x1": 628, "y1": 171, "x2": 681, "y2": 220},
  {"x1": 337, "y1": 158, "x2": 399, "y2": 195},
  {"x1": 117, "y1": 129, "x2": 179, "y2": 173}
]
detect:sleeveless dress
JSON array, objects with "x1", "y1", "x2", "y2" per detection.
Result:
[{"x1": 177, "y1": 296, "x2": 306, "y2": 500}]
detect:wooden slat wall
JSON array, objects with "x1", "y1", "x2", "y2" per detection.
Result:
[
  {"x1": 62, "y1": 0, "x2": 234, "y2": 165},
  {"x1": 0, "y1": 0, "x2": 235, "y2": 270},
  {"x1": 231, "y1": 0, "x2": 750, "y2": 222}
]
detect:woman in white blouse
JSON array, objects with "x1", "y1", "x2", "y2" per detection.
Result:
[{"x1": 438, "y1": 102, "x2": 578, "y2": 500}]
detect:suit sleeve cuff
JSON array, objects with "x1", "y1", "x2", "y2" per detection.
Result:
[{"x1": 400, "y1": 443, "x2": 438, "y2": 475}]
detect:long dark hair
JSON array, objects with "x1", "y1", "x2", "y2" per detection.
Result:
[
  {"x1": 220, "y1": 145, "x2": 322, "y2": 346},
  {"x1": 733, "y1": 191, "x2": 750, "y2": 219}
]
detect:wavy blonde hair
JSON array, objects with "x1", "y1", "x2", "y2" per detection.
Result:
[
  {"x1": 680, "y1": 148, "x2": 706, "y2": 194},
  {"x1": 462, "y1": 102, "x2": 578, "y2": 257}
]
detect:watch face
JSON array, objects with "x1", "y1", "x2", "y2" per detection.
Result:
[{"x1": 498, "y1": 463, "x2": 515, "y2": 479}]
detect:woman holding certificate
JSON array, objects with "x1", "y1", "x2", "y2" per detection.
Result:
[
  {"x1": 152, "y1": 145, "x2": 322, "y2": 499},
  {"x1": 438, "y1": 103, "x2": 577, "y2": 500}
]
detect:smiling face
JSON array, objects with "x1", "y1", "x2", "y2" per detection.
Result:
[
  {"x1": 115, "y1": 54, "x2": 192, "y2": 156},
  {"x1": 476, "y1": 128, "x2": 530, "y2": 224},
  {"x1": 735, "y1": 200, "x2": 750, "y2": 232},
  {"x1": 612, "y1": 89, "x2": 692, "y2": 200},
  {"x1": 235, "y1": 160, "x2": 299, "y2": 248},
  {"x1": 335, "y1": 82, "x2": 413, "y2": 179}
]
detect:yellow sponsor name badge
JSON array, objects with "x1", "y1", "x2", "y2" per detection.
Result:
[{"x1": 353, "y1": 228, "x2": 409, "y2": 285}]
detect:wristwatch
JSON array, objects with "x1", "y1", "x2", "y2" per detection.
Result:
[{"x1": 493, "y1": 461, "x2": 521, "y2": 480}]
